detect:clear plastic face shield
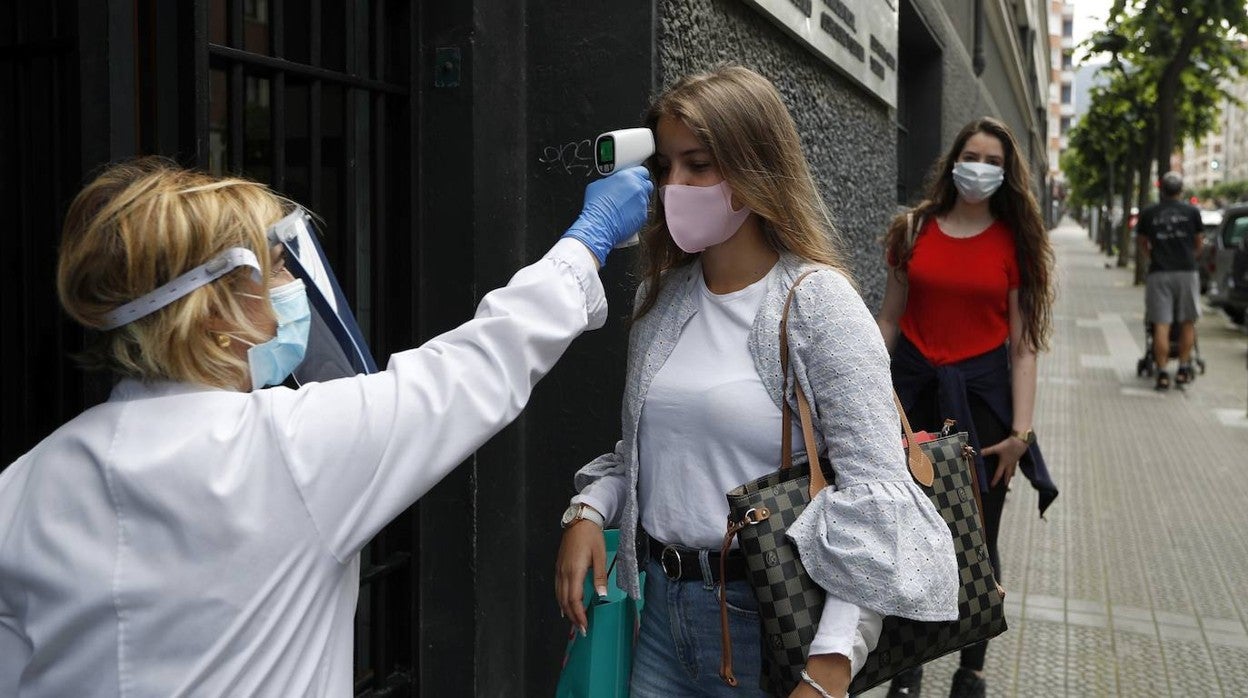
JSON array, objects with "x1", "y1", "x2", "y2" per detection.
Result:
[
  {"x1": 267, "y1": 209, "x2": 378, "y2": 384},
  {"x1": 97, "y1": 209, "x2": 376, "y2": 386}
]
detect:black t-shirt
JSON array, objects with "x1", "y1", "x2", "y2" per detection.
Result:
[{"x1": 1137, "y1": 199, "x2": 1202, "y2": 273}]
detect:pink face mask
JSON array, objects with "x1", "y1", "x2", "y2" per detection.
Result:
[{"x1": 659, "y1": 181, "x2": 753, "y2": 253}]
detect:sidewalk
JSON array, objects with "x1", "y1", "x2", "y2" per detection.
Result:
[{"x1": 863, "y1": 219, "x2": 1248, "y2": 697}]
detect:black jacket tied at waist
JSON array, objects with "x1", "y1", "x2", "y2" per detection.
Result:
[{"x1": 891, "y1": 335, "x2": 1058, "y2": 517}]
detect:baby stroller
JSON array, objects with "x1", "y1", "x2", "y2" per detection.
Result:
[{"x1": 1135, "y1": 321, "x2": 1207, "y2": 379}]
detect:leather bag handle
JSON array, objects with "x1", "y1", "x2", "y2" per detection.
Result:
[
  {"x1": 778, "y1": 271, "x2": 828, "y2": 498},
  {"x1": 896, "y1": 393, "x2": 935, "y2": 487}
]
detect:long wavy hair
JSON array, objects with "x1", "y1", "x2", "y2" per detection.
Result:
[
  {"x1": 634, "y1": 66, "x2": 849, "y2": 319},
  {"x1": 883, "y1": 117, "x2": 1055, "y2": 351}
]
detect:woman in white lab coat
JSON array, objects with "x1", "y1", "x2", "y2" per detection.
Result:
[{"x1": 0, "y1": 157, "x2": 650, "y2": 696}]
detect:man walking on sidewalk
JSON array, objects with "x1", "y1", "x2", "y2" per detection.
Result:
[{"x1": 1136, "y1": 171, "x2": 1203, "y2": 390}]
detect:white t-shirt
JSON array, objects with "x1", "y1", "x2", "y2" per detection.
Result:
[
  {"x1": 638, "y1": 264, "x2": 800, "y2": 548},
  {"x1": 635, "y1": 264, "x2": 881, "y2": 668}
]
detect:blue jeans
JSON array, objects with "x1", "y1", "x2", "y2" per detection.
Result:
[{"x1": 630, "y1": 556, "x2": 767, "y2": 697}]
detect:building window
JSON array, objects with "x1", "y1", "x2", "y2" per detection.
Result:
[
  {"x1": 896, "y1": 0, "x2": 943, "y2": 205},
  {"x1": 1062, "y1": 50, "x2": 1072, "y2": 70},
  {"x1": 1062, "y1": 18, "x2": 1073, "y2": 38},
  {"x1": 1060, "y1": 116, "x2": 1072, "y2": 134},
  {"x1": 1061, "y1": 84, "x2": 1072, "y2": 104}
]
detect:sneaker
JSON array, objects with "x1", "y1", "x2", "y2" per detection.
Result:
[
  {"x1": 1154, "y1": 370, "x2": 1171, "y2": 391},
  {"x1": 948, "y1": 667, "x2": 986, "y2": 698},
  {"x1": 887, "y1": 666, "x2": 923, "y2": 697}
]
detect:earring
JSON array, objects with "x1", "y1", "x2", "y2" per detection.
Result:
[{"x1": 215, "y1": 333, "x2": 232, "y2": 348}]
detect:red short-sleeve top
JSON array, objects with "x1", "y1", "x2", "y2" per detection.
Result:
[{"x1": 896, "y1": 217, "x2": 1019, "y2": 365}]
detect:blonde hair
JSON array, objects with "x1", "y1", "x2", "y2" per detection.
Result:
[
  {"x1": 635, "y1": 65, "x2": 850, "y2": 318},
  {"x1": 57, "y1": 157, "x2": 290, "y2": 388}
]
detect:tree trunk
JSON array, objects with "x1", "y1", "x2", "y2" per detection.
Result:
[
  {"x1": 1102, "y1": 162, "x2": 1116, "y2": 254},
  {"x1": 1117, "y1": 165, "x2": 1136, "y2": 267},
  {"x1": 1134, "y1": 152, "x2": 1153, "y2": 284},
  {"x1": 1155, "y1": 18, "x2": 1201, "y2": 176}
]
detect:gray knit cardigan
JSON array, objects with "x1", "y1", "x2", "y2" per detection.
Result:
[{"x1": 574, "y1": 251, "x2": 959, "y2": 621}]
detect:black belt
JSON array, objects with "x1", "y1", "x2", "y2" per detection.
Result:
[{"x1": 648, "y1": 538, "x2": 748, "y2": 583}]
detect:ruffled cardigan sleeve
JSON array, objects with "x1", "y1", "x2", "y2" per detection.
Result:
[{"x1": 778, "y1": 268, "x2": 959, "y2": 622}]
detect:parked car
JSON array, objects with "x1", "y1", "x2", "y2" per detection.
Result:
[
  {"x1": 1228, "y1": 226, "x2": 1248, "y2": 324},
  {"x1": 1207, "y1": 204, "x2": 1248, "y2": 324},
  {"x1": 1197, "y1": 209, "x2": 1223, "y2": 294}
]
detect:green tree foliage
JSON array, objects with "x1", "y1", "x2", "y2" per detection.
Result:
[
  {"x1": 1067, "y1": 0, "x2": 1247, "y2": 277},
  {"x1": 1089, "y1": 0, "x2": 1248, "y2": 178},
  {"x1": 1063, "y1": 66, "x2": 1155, "y2": 262},
  {"x1": 1196, "y1": 179, "x2": 1248, "y2": 205}
]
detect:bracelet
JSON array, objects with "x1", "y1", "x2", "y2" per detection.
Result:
[{"x1": 799, "y1": 669, "x2": 837, "y2": 698}]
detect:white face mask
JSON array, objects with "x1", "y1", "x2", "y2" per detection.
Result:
[{"x1": 952, "y1": 162, "x2": 1005, "y2": 204}]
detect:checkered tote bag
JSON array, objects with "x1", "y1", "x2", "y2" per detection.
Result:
[{"x1": 716, "y1": 272, "x2": 1006, "y2": 695}]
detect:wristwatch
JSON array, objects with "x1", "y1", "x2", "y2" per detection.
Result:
[
  {"x1": 1010, "y1": 428, "x2": 1037, "y2": 446},
  {"x1": 560, "y1": 503, "x2": 605, "y2": 529}
]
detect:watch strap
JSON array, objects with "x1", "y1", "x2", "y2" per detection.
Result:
[
  {"x1": 1010, "y1": 429, "x2": 1036, "y2": 446},
  {"x1": 561, "y1": 503, "x2": 604, "y2": 529}
]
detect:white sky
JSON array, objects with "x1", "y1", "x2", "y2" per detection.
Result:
[{"x1": 1070, "y1": 0, "x2": 1116, "y2": 63}]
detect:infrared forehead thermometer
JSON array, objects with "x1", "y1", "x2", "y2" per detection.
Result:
[
  {"x1": 594, "y1": 128, "x2": 655, "y2": 247},
  {"x1": 594, "y1": 128, "x2": 655, "y2": 176}
]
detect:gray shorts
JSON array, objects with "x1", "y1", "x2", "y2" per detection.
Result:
[{"x1": 1145, "y1": 271, "x2": 1201, "y2": 324}]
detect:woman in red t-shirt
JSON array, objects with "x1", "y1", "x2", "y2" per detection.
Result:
[{"x1": 876, "y1": 117, "x2": 1057, "y2": 698}]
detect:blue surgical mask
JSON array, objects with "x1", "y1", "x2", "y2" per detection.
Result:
[{"x1": 237, "y1": 279, "x2": 311, "y2": 389}]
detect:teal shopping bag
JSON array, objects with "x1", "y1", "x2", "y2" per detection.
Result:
[{"x1": 555, "y1": 529, "x2": 645, "y2": 698}]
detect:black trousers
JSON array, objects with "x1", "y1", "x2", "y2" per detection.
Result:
[{"x1": 908, "y1": 386, "x2": 1009, "y2": 671}]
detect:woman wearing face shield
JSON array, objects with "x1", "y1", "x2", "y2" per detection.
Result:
[
  {"x1": 0, "y1": 157, "x2": 650, "y2": 696},
  {"x1": 877, "y1": 117, "x2": 1058, "y2": 698}
]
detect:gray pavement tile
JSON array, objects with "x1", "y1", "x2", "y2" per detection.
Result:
[
  {"x1": 1210, "y1": 644, "x2": 1248, "y2": 695},
  {"x1": 1155, "y1": 610, "x2": 1202, "y2": 628},
  {"x1": 1112, "y1": 604, "x2": 1156, "y2": 622},
  {"x1": 1004, "y1": 596, "x2": 1023, "y2": 620},
  {"x1": 1014, "y1": 620, "x2": 1066, "y2": 697},
  {"x1": 1023, "y1": 605, "x2": 1066, "y2": 624},
  {"x1": 1066, "y1": 625, "x2": 1118, "y2": 696},
  {"x1": 1201, "y1": 617, "x2": 1248, "y2": 635},
  {"x1": 1160, "y1": 637, "x2": 1221, "y2": 696},
  {"x1": 1114, "y1": 631, "x2": 1167, "y2": 697},
  {"x1": 1025, "y1": 593, "x2": 1065, "y2": 610},
  {"x1": 1157, "y1": 623, "x2": 1205, "y2": 642},
  {"x1": 1120, "y1": 385, "x2": 1167, "y2": 399},
  {"x1": 1205, "y1": 630, "x2": 1248, "y2": 650},
  {"x1": 1066, "y1": 611, "x2": 1109, "y2": 629},
  {"x1": 1066, "y1": 598, "x2": 1108, "y2": 614},
  {"x1": 1214, "y1": 408, "x2": 1248, "y2": 428},
  {"x1": 1113, "y1": 616, "x2": 1159, "y2": 637}
]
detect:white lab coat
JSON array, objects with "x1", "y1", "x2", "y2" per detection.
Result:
[{"x1": 0, "y1": 239, "x2": 605, "y2": 697}]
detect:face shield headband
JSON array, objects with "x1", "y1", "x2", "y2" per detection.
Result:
[{"x1": 96, "y1": 247, "x2": 262, "y2": 331}]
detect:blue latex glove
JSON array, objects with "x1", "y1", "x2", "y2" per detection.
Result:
[{"x1": 561, "y1": 166, "x2": 654, "y2": 267}]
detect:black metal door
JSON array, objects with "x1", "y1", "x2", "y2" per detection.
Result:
[
  {"x1": 192, "y1": 0, "x2": 421, "y2": 689},
  {"x1": 192, "y1": 2, "x2": 420, "y2": 693},
  {"x1": 0, "y1": 1, "x2": 91, "y2": 470}
]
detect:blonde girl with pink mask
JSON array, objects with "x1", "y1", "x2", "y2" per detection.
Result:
[{"x1": 554, "y1": 66, "x2": 959, "y2": 698}]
